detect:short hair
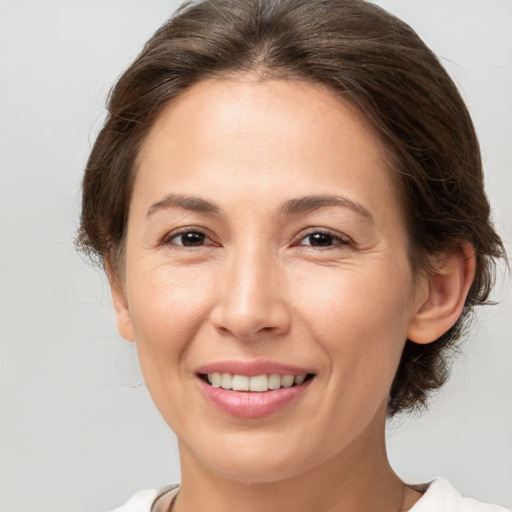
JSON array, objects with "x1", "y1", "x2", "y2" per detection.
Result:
[{"x1": 77, "y1": 0, "x2": 506, "y2": 416}]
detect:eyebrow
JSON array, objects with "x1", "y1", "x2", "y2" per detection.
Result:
[
  {"x1": 146, "y1": 193, "x2": 373, "y2": 222},
  {"x1": 147, "y1": 194, "x2": 221, "y2": 217},
  {"x1": 280, "y1": 194, "x2": 374, "y2": 222}
]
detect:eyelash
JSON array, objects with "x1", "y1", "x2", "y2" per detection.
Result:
[
  {"x1": 161, "y1": 228, "x2": 217, "y2": 248},
  {"x1": 161, "y1": 227, "x2": 351, "y2": 251},
  {"x1": 294, "y1": 229, "x2": 351, "y2": 249}
]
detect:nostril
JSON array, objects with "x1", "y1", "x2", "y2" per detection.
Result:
[{"x1": 209, "y1": 292, "x2": 292, "y2": 339}]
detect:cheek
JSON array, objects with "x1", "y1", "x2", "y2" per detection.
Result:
[
  {"x1": 293, "y1": 262, "x2": 412, "y2": 382},
  {"x1": 124, "y1": 263, "x2": 220, "y2": 427},
  {"x1": 126, "y1": 262, "x2": 216, "y2": 365}
]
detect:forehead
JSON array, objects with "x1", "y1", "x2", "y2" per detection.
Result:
[
  {"x1": 134, "y1": 77, "x2": 400, "y2": 222},
  {"x1": 138, "y1": 76, "x2": 388, "y2": 165}
]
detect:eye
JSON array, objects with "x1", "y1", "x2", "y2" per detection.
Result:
[
  {"x1": 165, "y1": 230, "x2": 213, "y2": 247},
  {"x1": 298, "y1": 230, "x2": 350, "y2": 248}
]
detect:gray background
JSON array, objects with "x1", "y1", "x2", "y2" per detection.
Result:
[{"x1": 0, "y1": 1, "x2": 510, "y2": 511}]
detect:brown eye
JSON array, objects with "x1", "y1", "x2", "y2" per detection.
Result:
[
  {"x1": 170, "y1": 231, "x2": 208, "y2": 247},
  {"x1": 299, "y1": 231, "x2": 349, "y2": 248},
  {"x1": 305, "y1": 232, "x2": 335, "y2": 246}
]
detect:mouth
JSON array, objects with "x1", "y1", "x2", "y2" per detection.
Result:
[
  {"x1": 196, "y1": 367, "x2": 315, "y2": 418},
  {"x1": 199, "y1": 372, "x2": 315, "y2": 392}
]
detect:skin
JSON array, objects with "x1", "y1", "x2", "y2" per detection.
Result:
[{"x1": 109, "y1": 77, "x2": 475, "y2": 512}]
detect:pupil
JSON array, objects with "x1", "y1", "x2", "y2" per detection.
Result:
[
  {"x1": 309, "y1": 233, "x2": 332, "y2": 246},
  {"x1": 182, "y1": 232, "x2": 204, "y2": 246}
]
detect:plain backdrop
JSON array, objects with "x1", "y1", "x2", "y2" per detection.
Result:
[{"x1": 0, "y1": 1, "x2": 511, "y2": 511}]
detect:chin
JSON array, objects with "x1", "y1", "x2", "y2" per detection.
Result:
[
  {"x1": 207, "y1": 453, "x2": 311, "y2": 484},
  {"x1": 181, "y1": 427, "x2": 332, "y2": 485}
]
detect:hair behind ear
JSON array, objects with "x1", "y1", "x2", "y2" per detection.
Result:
[{"x1": 388, "y1": 242, "x2": 476, "y2": 416}]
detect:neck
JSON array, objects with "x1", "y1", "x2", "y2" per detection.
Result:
[{"x1": 174, "y1": 404, "x2": 419, "y2": 512}]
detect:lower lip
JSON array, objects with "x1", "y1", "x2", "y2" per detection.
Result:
[{"x1": 197, "y1": 377, "x2": 313, "y2": 418}]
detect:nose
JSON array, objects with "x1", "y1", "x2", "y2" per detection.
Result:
[{"x1": 209, "y1": 244, "x2": 291, "y2": 340}]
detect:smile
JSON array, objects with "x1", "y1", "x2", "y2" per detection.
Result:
[
  {"x1": 196, "y1": 369, "x2": 315, "y2": 418},
  {"x1": 204, "y1": 373, "x2": 310, "y2": 392}
]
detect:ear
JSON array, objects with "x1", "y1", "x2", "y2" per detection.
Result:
[
  {"x1": 104, "y1": 256, "x2": 135, "y2": 342},
  {"x1": 407, "y1": 242, "x2": 476, "y2": 344}
]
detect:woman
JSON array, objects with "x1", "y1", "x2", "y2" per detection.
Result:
[{"x1": 77, "y1": 0, "x2": 508, "y2": 510}]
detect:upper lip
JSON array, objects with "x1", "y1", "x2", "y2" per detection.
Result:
[{"x1": 196, "y1": 360, "x2": 314, "y2": 377}]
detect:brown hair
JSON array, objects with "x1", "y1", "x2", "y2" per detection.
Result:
[{"x1": 77, "y1": 0, "x2": 506, "y2": 416}]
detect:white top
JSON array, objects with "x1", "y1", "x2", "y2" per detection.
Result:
[
  {"x1": 109, "y1": 479, "x2": 510, "y2": 512},
  {"x1": 409, "y1": 479, "x2": 510, "y2": 511}
]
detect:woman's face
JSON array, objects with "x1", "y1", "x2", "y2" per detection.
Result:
[{"x1": 113, "y1": 78, "x2": 428, "y2": 483}]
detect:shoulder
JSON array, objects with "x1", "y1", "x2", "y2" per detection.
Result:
[
  {"x1": 410, "y1": 479, "x2": 510, "y2": 512},
  {"x1": 107, "y1": 484, "x2": 179, "y2": 512}
]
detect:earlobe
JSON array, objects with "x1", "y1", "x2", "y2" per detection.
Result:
[
  {"x1": 104, "y1": 256, "x2": 135, "y2": 343},
  {"x1": 407, "y1": 242, "x2": 476, "y2": 344}
]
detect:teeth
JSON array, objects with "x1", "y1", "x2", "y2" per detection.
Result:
[
  {"x1": 268, "y1": 374, "x2": 281, "y2": 390},
  {"x1": 281, "y1": 375, "x2": 294, "y2": 388},
  {"x1": 221, "y1": 373, "x2": 232, "y2": 389},
  {"x1": 249, "y1": 375, "x2": 268, "y2": 392},
  {"x1": 211, "y1": 372, "x2": 221, "y2": 388},
  {"x1": 231, "y1": 374, "x2": 249, "y2": 391},
  {"x1": 206, "y1": 373, "x2": 308, "y2": 392},
  {"x1": 294, "y1": 374, "x2": 306, "y2": 385}
]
